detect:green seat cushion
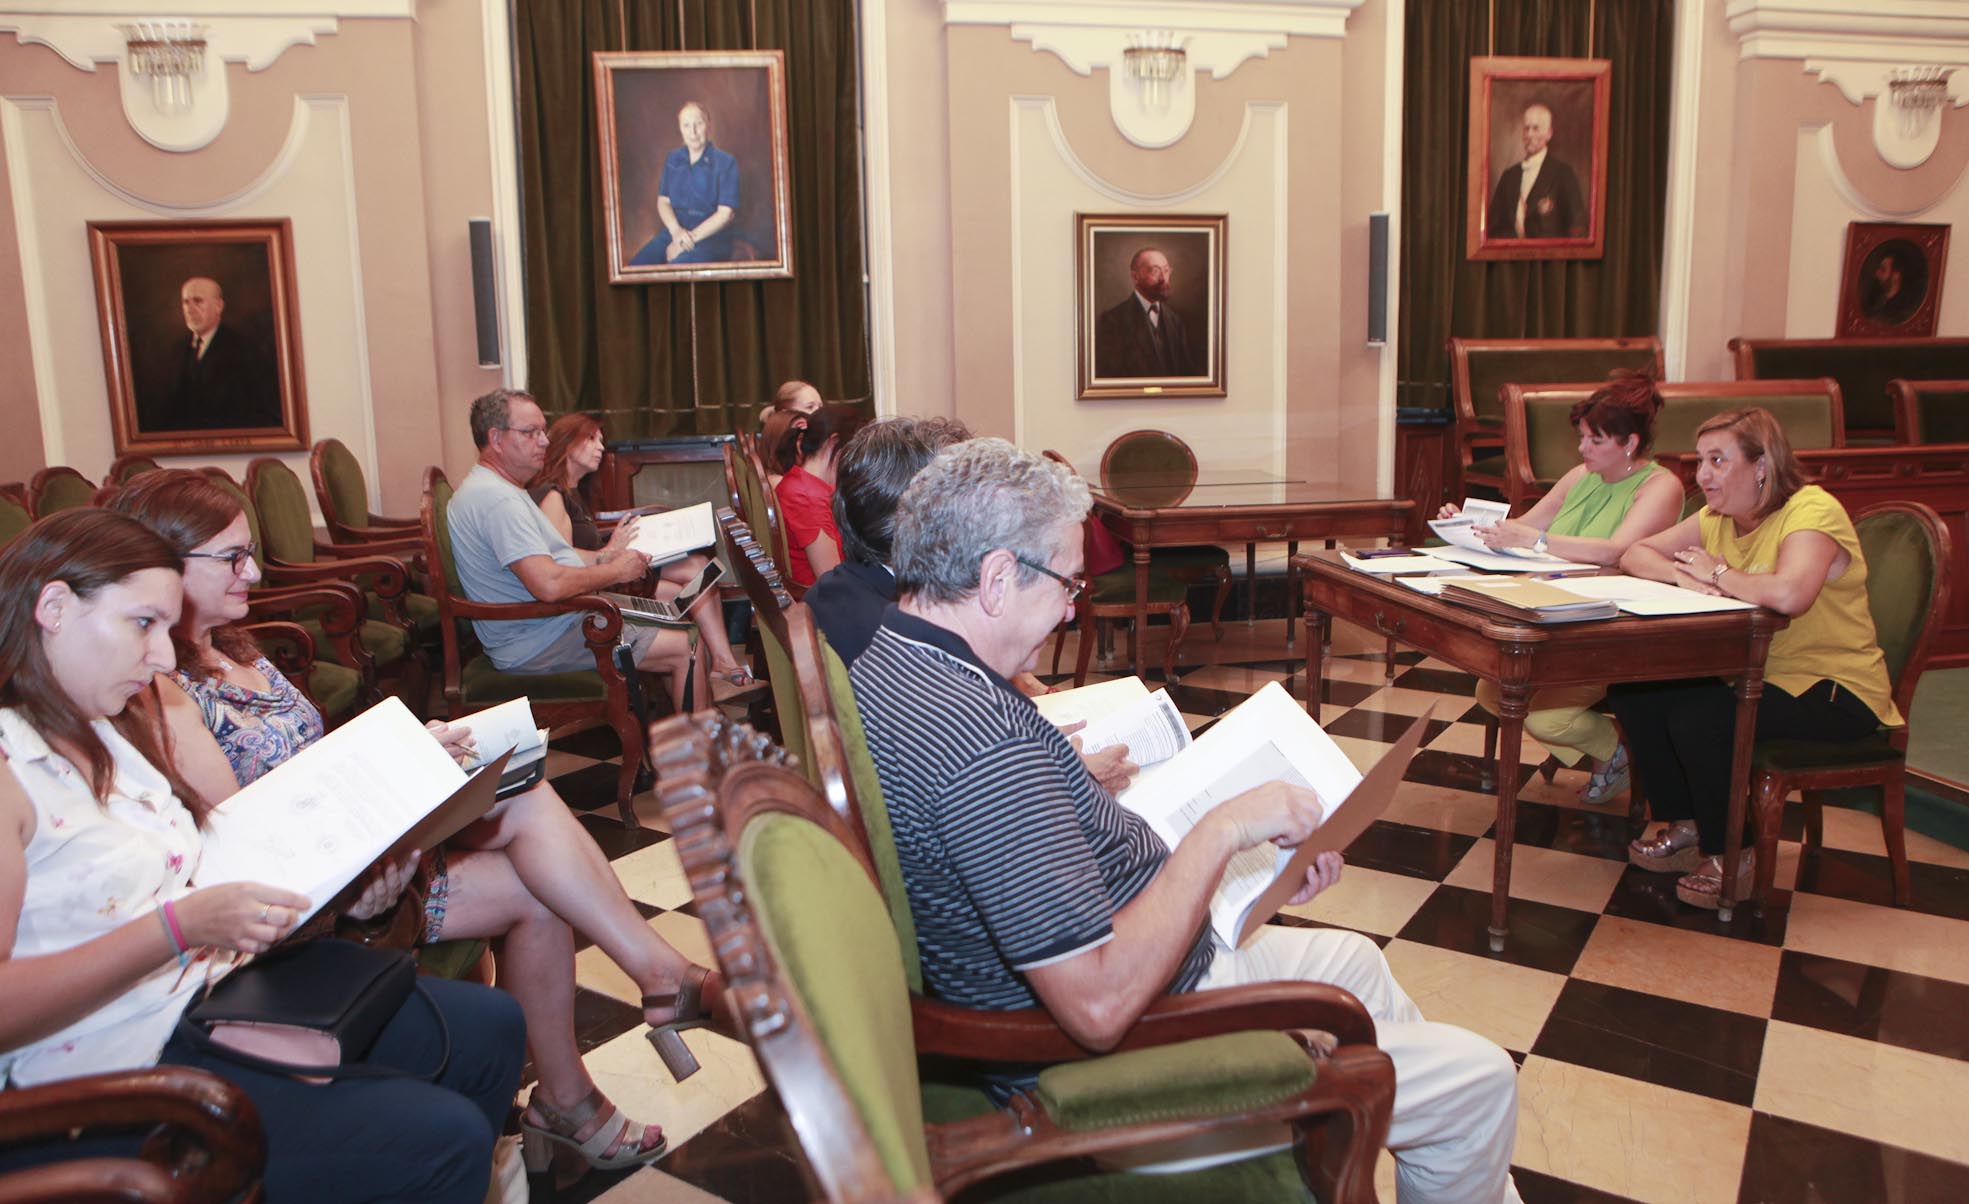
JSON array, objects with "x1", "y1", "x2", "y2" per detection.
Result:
[
  {"x1": 318, "y1": 439, "x2": 372, "y2": 530},
  {"x1": 254, "y1": 463, "x2": 320, "y2": 564},
  {"x1": 459, "y1": 654, "x2": 608, "y2": 705},
  {"x1": 744, "y1": 812, "x2": 931, "y2": 1193},
  {"x1": 920, "y1": 1078, "x2": 997, "y2": 1125},
  {"x1": 1465, "y1": 454, "x2": 1508, "y2": 482},
  {"x1": 1462, "y1": 345, "x2": 1659, "y2": 423},
  {"x1": 987, "y1": 1151, "x2": 1314, "y2": 1203},
  {"x1": 1753, "y1": 736, "x2": 1899, "y2": 773},
  {"x1": 1033, "y1": 1031, "x2": 1314, "y2": 1131},
  {"x1": 415, "y1": 938, "x2": 488, "y2": 980},
  {"x1": 368, "y1": 590, "x2": 441, "y2": 637},
  {"x1": 1745, "y1": 342, "x2": 1969, "y2": 433},
  {"x1": 822, "y1": 638, "x2": 921, "y2": 992},
  {"x1": 306, "y1": 660, "x2": 363, "y2": 720},
  {"x1": 37, "y1": 475, "x2": 96, "y2": 515},
  {"x1": 297, "y1": 617, "x2": 410, "y2": 668},
  {"x1": 1088, "y1": 567, "x2": 1192, "y2": 607},
  {"x1": 0, "y1": 497, "x2": 30, "y2": 546},
  {"x1": 1912, "y1": 387, "x2": 1969, "y2": 443}
]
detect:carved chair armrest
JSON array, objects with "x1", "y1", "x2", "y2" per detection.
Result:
[
  {"x1": 346, "y1": 515, "x2": 421, "y2": 536},
  {"x1": 927, "y1": 1042, "x2": 1395, "y2": 1203},
  {"x1": 911, "y1": 980, "x2": 1375, "y2": 1064},
  {"x1": 0, "y1": 1157, "x2": 188, "y2": 1204},
  {"x1": 264, "y1": 553, "x2": 411, "y2": 629},
  {"x1": 238, "y1": 620, "x2": 318, "y2": 683},
  {"x1": 0, "y1": 1066, "x2": 264, "y2": 1202},
  {"x1": 445, "y1": 594, "x2": 626, "y2": 645},
  {"x1": 245, "y1": 582, "x2": 378, "y2": 681}
]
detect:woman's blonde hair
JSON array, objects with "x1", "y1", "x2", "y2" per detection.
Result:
[{"x1": 1694, "y1": 407, "x2": 1806, "y2": 519}]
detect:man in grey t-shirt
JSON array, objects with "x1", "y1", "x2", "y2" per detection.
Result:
[{"x1": 446, "y1": 388, "x2": 703, "y2": 707}]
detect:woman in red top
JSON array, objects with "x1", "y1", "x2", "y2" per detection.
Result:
[{"x1": 771, "y1": 409, "x2": 844, "y2": 588}]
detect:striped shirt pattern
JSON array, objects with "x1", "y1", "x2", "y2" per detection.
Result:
[{"x1": 850, "y1": 613, "x2": 1214, "y2": 1013}]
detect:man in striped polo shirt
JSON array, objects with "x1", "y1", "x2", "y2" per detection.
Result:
[{"x1": 850, "y1": 439, "x2": 1522, "y2": 1204}]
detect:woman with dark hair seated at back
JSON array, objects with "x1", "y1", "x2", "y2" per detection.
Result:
[
  {"x1": 0, "y1": 509, "x2": 525, "y2": 1203},
  {"x1": 1613, "y1": 407, "x2": 1898, "y2": 908},
  {"x1": 109, "y1": 471, "x2": 727, "y2": 1179},
  {"x1": 1438, "y1": 370, "x2": 1684, "y2": 802},
  {"x1": 770, "y1": 408, "x2": 845, "y2": 589},
  {"x1": 528, "y1": 411, "x2": 753, "y2": 687}
]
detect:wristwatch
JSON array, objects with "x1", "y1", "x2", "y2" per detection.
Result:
[
  {"x1": 1532, "y1": 533, "x2": 1549, "y2": 556},
  {"x1": 1712, "y1": 562, "x2": 1730, "y2": 583}
]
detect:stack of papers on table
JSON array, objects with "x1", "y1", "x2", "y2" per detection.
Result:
[
  {"x1": 1427, "y1": 497, "x2": 1596, "y2": 573},
  {"x1": 1440, "y1": 577, "x2": 1619, "y2": 623},
  {"x1": 1545, "y1": 574, "x2": 1757, "y2": 616},
  {"x1": 1339, "y1": 549, "x2": 1463, "y2": 575}
]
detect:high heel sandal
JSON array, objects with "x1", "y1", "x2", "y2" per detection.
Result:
[
  {"x1": 1628, "y1": 820, "x2": 1702, "y2": 874},
  {"x1": 519, "y1": 1087, "x2": 667, "y2": 1177},
  {"x1": 1676, "y1": 852, "x2": 1755, "y2": 910},
  {"x1": 1579, "y1": 745, "x2": 1631, "y2": 806},
  {"x1": 645, "y1": 964, "x2": 719, "y2": 1081}
]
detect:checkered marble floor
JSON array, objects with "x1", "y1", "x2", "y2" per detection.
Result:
[{"x1": 526, "y1": 617, "x2": 1969, "y2": 1204}]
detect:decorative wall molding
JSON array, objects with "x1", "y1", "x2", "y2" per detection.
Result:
[
  {"x1": 1659, "y1": 0, "x2": 1710, "y2": 380},
  {"x1": 949, "y1": 1, "x2": 1363, "y2": 147},
  {"x1": 0, "y1": 4, "x2": 413, "y2": 151},
  {"x1": 479, "y1": 0, "x2": 526, "y2": 388},
  {"x1": 1805, "y1": 60, "x2": 1967, "y2": 168},
  {"x1": 1726, "y1": 0, "x2": 1969, "y2": 63}
]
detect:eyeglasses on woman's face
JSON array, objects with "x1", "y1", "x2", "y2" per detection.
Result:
[{"x1": 183, "y1": 542, "x2": 258, "y2": 574}]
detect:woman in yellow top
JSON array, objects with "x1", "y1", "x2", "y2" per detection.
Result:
[
  {"x1": 1614, "y1": 407, "x2": 1897, "y2": 908},
  {"x1": 1440, "y1": 372, "x2": 1684, "y2": 802}
]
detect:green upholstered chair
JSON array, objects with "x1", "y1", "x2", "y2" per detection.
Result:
[
  {"x1": 718, "y1": 508, "x2": 810, "y2": 777},
  {"x1": 421, "y1": 466, "x2": 649, "y2": 827},
  {"x1": 28, "y1": 466, "x2": 97, "y2": 518},
  {"x1": 1448, "y1": 337, "x2": 1663, "y2": 497},
  {"x1": 240, "y1": 583, "x2": 379, "y2": 718},
  {"x1": 105, "y1": 454, "x2": 161, "y2": 485},
  {"x1": 1732, "y1": 336, "x2": 1969, "y2": 443},
  {"x1": 724, "y1": 439, "x2": 801, "y2": 597},
  {"x1": 1887, "y1": 378, "x2": 1969, "y2": 444},
  {"x1": 0, "y1": 1065, "x2": 265, "y2": 1204},
  {"x1": 0, "y1": 487, "x2": 31, "y2": 547},
  {"x1": 247, "y1": 456, "x2": 439, "y2": 641},
  {"x1": 235, "y1": 460, "x2": 428, "y2": 709},
  {"x1": 1748, "y1": 501, "x2": 1952, "y2": 908},
  {"x1": 310, "y1": 437, "x2": 421, "y2": 544},
  {"x1": 1500, "y1": 379, "x2": 1845, "y2": 511},
  {"x1": 649, "y1": 711, "x2": 1395, "y2": 1204}
]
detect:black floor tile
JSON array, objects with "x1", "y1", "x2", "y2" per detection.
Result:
[
  {"x1": 1790, "y1": 845, "x2": 1969, "y2": 921},
  {"x1": 550, "y1": 762, "x2": 632, "y2": 811},
  {"x1": 1321, "y1": 677, "x2": 1383, "y2": 708},
  {"x1": 1514, "y1": 1166, "x2": 1642, "y2": 1203},
  {"x1": 1395, "y1": 885, "x2": 1598, "y2": 975},
  {"x1": 1159, "y1": 682, "x2": 1255, "y2": 718},
  {"x1": 576, "y1": 812, "x2": 671, "y2": 859},
  {"x1": 517, "y1": 988, "x2": 645, "y2": 1088},
  {"x1": 1530, "y1": 979, "x2": 1766, "y2": 1107},
  {"x1": 1771, "y1": 950, "x2": 1969, "y2": 1063},
  {"x1": 1506, "y1": 799, "x2": 1642, "y2": 862},
  {"x1": 548, "y1": 725, "x2": 628, "y2": 760},
  {"x1": 1345, "y1": 820, "x2": 1478, "y2": 881},
  {"x1": 1392, "y1": 665, "x2": 1482, "y2": 697},
  {"x1": 1324, "y1": 707, "x2": 1452, "y2": 746},
  {"x1": 1267, "y1": 912, "x2": 1393, "y2": 947},
  {"x1": 1737, "y1": 1112, "x2": 1969, "y2": 1204},
  {"x1": 657, "y1": 1091, "x2": 817, "y2": 1204},
  {"x1": 1601, "y1": 866, "x2": 1790, "y2": 947},
  {"x1": 1404, "y1": 747, "x2": 1538, "y2": 794}
]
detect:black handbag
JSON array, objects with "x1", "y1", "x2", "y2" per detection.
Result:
[{"x1": 179, "y1": 939, "x2": 448, "y2": 1081}]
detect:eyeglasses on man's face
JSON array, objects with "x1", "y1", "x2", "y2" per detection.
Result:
[
  {"x1": 501, "y1": 423, "x2": 549, "y2": 442},
  {"x1": 183, "y1": 542, "x2": 258, "y2": 574},
  {"x1": 1015, "y1": 556, "x2": 1087, "y2": 603}
]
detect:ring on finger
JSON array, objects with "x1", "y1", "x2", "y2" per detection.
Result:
[{"x1": 259, "y1": 903, "x2": 272, "y2": 923}]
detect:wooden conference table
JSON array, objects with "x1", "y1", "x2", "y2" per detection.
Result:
[
  {"x1": 1296, "y1": 551, "x2": 1788, "y2": 948},
  {"x1": 1088, "y1": 477, "x2": 1412, "y2": 677}
]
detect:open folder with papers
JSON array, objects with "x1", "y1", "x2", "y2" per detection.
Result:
[{"x1": 195, "y1": 698, "x2": 516, "y2": 922}]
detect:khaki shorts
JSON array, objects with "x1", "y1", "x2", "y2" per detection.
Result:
[{"x1": 517, "y1": 614, "x2": 672, "y2": 674}]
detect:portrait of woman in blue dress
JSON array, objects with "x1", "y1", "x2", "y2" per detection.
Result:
[{"x1": 630, "y1": 100, "x2": 740, "y2": 265}]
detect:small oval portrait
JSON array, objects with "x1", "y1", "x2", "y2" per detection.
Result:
[{"x1": 1858, "y1": 239, "x2": 1929, "y2": 326}]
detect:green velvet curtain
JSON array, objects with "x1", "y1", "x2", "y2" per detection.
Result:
[
  {"x1": 515, "y1": 0, "x2": 870, "y2": 438},
  {"x1": 1398, "y1": 0, "x2": 1674, "y2": 413}
]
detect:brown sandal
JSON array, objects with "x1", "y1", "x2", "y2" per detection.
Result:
[
  {"x1": 644, "y1": 964, "x2": 720, "y2": 1082},
  {"x1": 519, "y1": 1087, "x2": 667, "y2": 1175},
  {"x1": 1629, "y1": 821, "x2": 1702, "y2": 874},
  {"x1": 1676, "y1": 853, "x2": 1755, "y2": 910}
]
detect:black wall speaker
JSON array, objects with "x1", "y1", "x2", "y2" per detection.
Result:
[
  {"x1": 1367, "y1": 212, "x2": 1389, "y2": 346},
  {"x1": 468, "y1": 218, "x2": 501, "y2": 368}
]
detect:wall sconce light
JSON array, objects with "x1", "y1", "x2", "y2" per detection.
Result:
[
  {"x1": 1888, "y1": 65, "x2": 1953, "y2": 141},
  {"x1": 117, "y1": 21, "x2": 208, "y2": 116},
  {"x1": 1123, "y1": 31, "x2": 1187, "y2": 114}
]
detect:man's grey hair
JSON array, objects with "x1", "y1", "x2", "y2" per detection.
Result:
[
  {"x1": 833, "y1": 415, "x2": 973, "y2": 566},
  {"x1": 893, "y1": 438, "x2": 1091, "y2": 604},
  {"x1": 469, "y1": 387, "x2": 536, "y2": 450}
]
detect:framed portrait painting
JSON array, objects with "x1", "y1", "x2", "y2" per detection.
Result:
[
  {"x1": 1836, "y1": 221, "x2": 1950, "y2": 337},
  {"x1": 87, "y1": 219, "x2": 309, "y2": 456},
  {"x1": 1466, "y1": 57, "x2": 1610, "y2": 261},
  {"x1": 1076, "y1": 214, "x2": 1227, "y2": 400},
  {"x1": 593, "y1": 50, "x2": 793, "y2": 284}
]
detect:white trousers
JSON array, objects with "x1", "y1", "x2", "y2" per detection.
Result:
[{"x1": 1200, "y1": 926, "x2": 1524, "y2": 1204}]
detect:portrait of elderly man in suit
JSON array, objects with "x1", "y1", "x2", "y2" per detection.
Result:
[
  {"x1": 1485, "y1": 101, "x2": 1586, "y2": 240},
  {"x1": 1094, "y1": 246, "x2": 1201, "y2": 379},
  {"x1": 143, "y1": 274, "x2": 282, "y2": 433}
]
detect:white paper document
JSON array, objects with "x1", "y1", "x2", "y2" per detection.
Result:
[
  {"x1": 1340, "y1": 550, "x2": 1464, "y2": 575},
  {"x1": 625, "y1": 502, "x2": 716, "y2": 565},
  {"x1": 456, "y1": 696, "x2": 548, "y2": 771},
  {"x1": 1033, "y1": 678, "x2": 1190, "y2": 769},
  {"x1": 1549, "y1": 574, "x2": 1757, "y2": 615},
  {"x1": 195, "y1": 698, "x2": 470, "y2": 923},
  {"x1": 1115, "y1": 683, "x2": 1384, "y2": 947},
  {"x1": 1430, "y1": 545, "x2": 1599, "y2": 573}
]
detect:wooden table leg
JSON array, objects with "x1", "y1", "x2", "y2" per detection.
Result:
[
  {"x1": 1489, "y1": 676, "x2": 1530, "y2": 952},
  {"x1": 1306, "y1": 603, "x2": 1331, "y2": 723},
  {"x1": 1131, "y1": 545, "x2": 1151, "y2": 678},
  {"x1": 1286, "y1": 540, "x2": 1304, "y2": 650},
  {"x1": 1719, "y1": 667, "x2": 1766, "y2": 923},
  {"x1": 1246, "y1": 542, "x2": 1258, "y2": 627}
]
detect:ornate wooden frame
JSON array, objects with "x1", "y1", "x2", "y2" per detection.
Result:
[
  {"x1": 1465, "y1": 57, "x2": 1611, "y2": 261},
  {"x1": 1835, "y1": 221, "x2": 1950, "y2": 338},
  {"x1": 1075, "y1": 212, "x2": 1228, "y2": 400}
]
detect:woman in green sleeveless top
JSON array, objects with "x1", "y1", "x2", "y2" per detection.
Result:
[{"x1": 1438, "y1": 372, "x2": 1684, "y2": 802}]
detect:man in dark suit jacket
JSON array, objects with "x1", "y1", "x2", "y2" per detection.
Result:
[
  {"x1": 142, "y1": 276, "x2": 282, "y2": 432},
  {"x1": 1095, "y1": 247, "x2": 1200, "y2": 378},
  {"x1": 1485, "y1": 103, "x2": 1586, "y2": 240}
]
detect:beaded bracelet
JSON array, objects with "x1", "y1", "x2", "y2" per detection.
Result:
[{"x1": 159, "y1": 900, "x2": 189, "y2": 967}]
